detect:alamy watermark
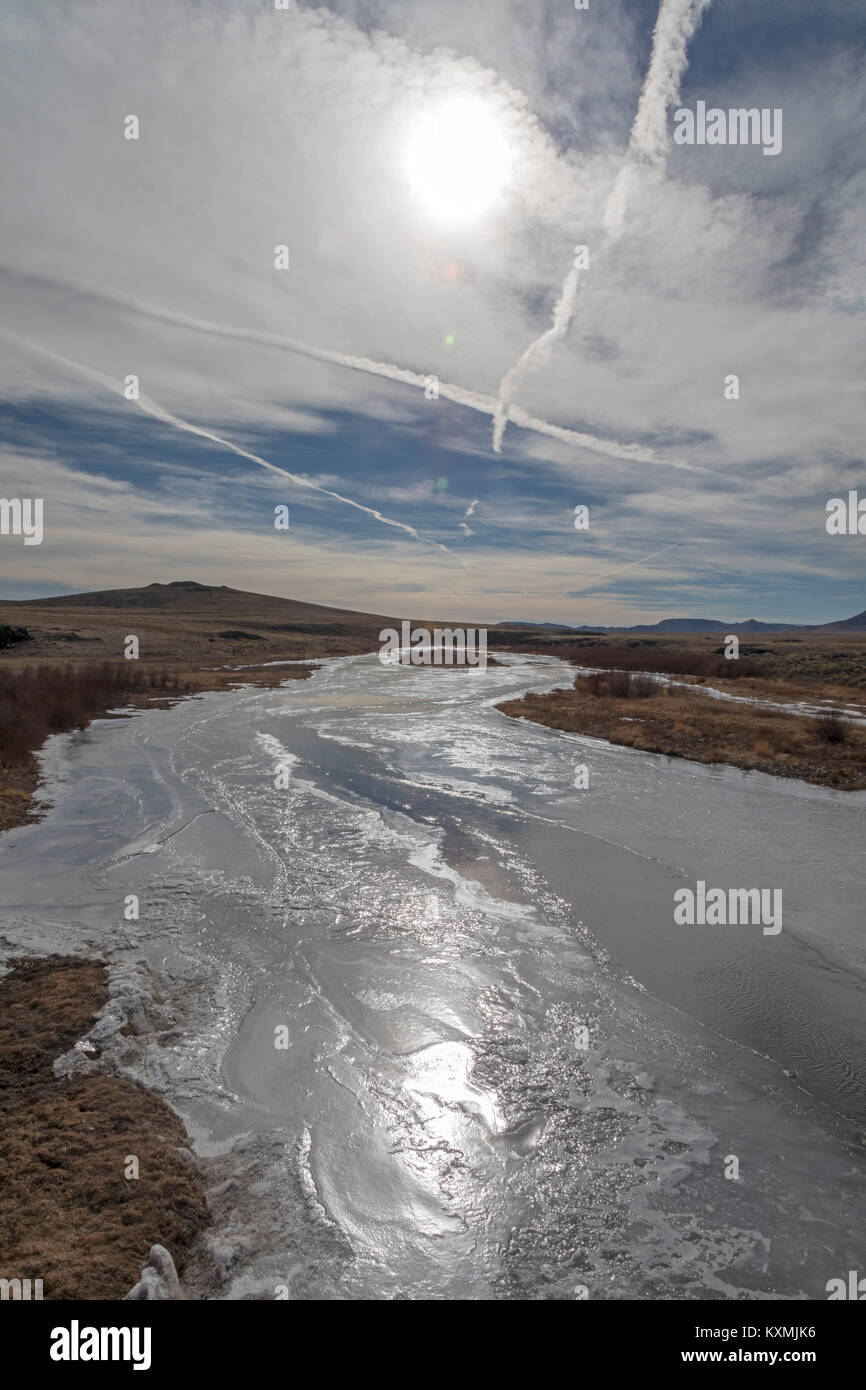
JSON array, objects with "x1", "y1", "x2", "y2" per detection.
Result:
[
  {"x1": 673, "y1": 102, "x2": 782, "y2": 157},
  {"x1": 1, "y1": 1276, "x2": 43, "y2": 1299},
  {"x1": 674, "y1": 879, "x2": 782, "y2": 935},
  {"x1": 0, "y1": 497, "x2": 43, "y2": 545},
  {"x1": 826, "y1": 491, "x2": 866, "y2": 535},
  {"x1": 826, "y1": 1270, "x2": 866, "y2": 1300},
  {"x1": 50, "y1": 1322, "x2": 151, "y2": 1370},
  {"x1": 379, "y1": 621, "x2": 488, "y2": 667}
]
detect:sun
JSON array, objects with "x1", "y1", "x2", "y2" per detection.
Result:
[{"x1": 406, "y1": 95, "x2": 509, "y2": 223}]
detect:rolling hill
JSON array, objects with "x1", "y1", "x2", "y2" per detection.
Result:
[
  {"x1": 816, "y1": 609, "x2": 866, "y2": 632},
  {"x1": 2, "y1": 580, "x2": 397, "y2": 627}
]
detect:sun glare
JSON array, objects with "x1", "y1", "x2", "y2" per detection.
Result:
[{"x1": 406, "y1": 95, "x2": 509, "y2": 223}]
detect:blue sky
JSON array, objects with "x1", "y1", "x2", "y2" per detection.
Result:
[{"x1": 0, "y1": 0, "x2": 864, "y2": 624}]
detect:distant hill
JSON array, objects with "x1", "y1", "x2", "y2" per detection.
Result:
[
  {"x1": 496, "y1": 615, "x2": 802, "y2": 633},
  {"x1": 626, "y1": 617, "x2": 800, "y2": 633},
  {"x1": 816, "y1": 609, "x2": 866, "y2": 632},
  {"x1": 0, "y1": 581, "x2": 414, "y2": 667},
  {"x1": 496, "y1": 621, "x2": 587, "y2": 632},
  {"x1": 1, "y1": 581, "x2": 397, "y2": 628}
]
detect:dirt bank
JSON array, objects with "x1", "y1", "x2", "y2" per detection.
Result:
[{"x1": 0, "y1": 955, "x2": 208, "y2": 1299}]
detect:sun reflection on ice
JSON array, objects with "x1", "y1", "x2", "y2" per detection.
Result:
[{"x1": 402, "y1": 1039, "x2": 502, "y2": 1143}]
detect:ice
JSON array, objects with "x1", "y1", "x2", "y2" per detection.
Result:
[{"x1": 1, "y1": 652, "x2": 864, "y2": 1301}]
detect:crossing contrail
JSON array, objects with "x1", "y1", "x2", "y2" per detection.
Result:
[
  {"x1": 0, "y1": 329, "x2": 453, "y2": 552},
  {"x1": 0, "y1": 267, "x2": 696, "y2": 470},
  {"x1": 492, "y1": 0, "x2": 713, "y2": 452}
]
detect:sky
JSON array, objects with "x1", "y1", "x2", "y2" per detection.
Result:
[{"x1": 0, "y1": 0, "x2": 864, "y2": 625}]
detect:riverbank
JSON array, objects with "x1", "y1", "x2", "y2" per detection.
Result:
[
  {"x1": 0, "y1": 955, "x2": 208, "y2": 1299},
  {"x1": 497, "y1": 675, "x2": 866, "y2": 790},
  {"x1": 0, "y1": 660, "x2": 318, "y2": 833}
]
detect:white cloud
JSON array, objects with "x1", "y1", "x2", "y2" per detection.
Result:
[{"x1": 0, "y1": 0, "x2": 862, "y2": 621}]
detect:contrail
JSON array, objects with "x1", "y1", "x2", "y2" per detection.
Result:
[
  {"x1": 95, "y1": 283, "x2": 673, "y2": 467},
  {"x1": 459, "y1": 497, "x2": 479, "y2": 537},
  {"x1": 0, "y1": 329, "x2": 452, "y2": 551},
  {"x1": 492, "y1": 0, "x2": 712, "y2": 452},
  {"x1": 568, "y1": 539, "x2": 683, "y2": 595},
  {"x1": 604, "y1": 0, "x2": 713, "y2": 239},
  {"x1": 490, "y1": 263, "x2": 580, "y2": 454},
  {"x1": 0, "y1": 267, "x2": 694, "y2": 470},
  {"x1": 507, "y1": 402, "x2": 701, "y2": 469},
  {"x1": 627, "y1": 0, "x2": 714, "y2": 168}
]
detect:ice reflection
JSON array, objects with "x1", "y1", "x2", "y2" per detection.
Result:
[{"x1": 403, "y1": 1039, "x2": 502, "y2": 1142}]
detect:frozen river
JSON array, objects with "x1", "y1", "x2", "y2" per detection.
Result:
[{"x1": 1, "y1": 653, "x2": 864, "y2": 1300}]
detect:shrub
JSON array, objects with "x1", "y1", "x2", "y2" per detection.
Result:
[
  {"x1": 582, "y1": 671, "x2": 607, "y2": 697},
  {"x1": 605, "y1": 670, "x2": 633, "y2": 698},
  {"x1": 577, "y1": 671, "x2": 657, "y2": 699},
  {"x1": 810, "y1": 711, "x2": 848, "y2": 744},
  {"x1": 630, "y1": 675, "x2": 657, "y2": 699},
  {"x1": 0, "y1": 663, "x2": 190, "y2": 769},
  {"x1": 562, "y1": 643, "x2": 767, "y2": 682}
]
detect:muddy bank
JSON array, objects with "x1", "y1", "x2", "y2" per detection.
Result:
[{"x1": 0, "y1": 955, "x2": 208, "y2": 1299}]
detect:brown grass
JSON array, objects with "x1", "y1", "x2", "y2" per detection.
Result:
[
  {"x1": 497, "y1": 681, "x2": 866, "y2": 790},
  {"x1": 0, "y1": 956, "x2": 208, "y2": 1300}
]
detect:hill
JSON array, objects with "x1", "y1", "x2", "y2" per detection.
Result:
[
  {"x1": 817, "y1": 609, "x2": 866, "y2": 632},
  {"x1": 3, "y1": 580, "x2": 396, "y2": 627},
  {"x1": 0, "y1": 581, "x2": 404, "y2": 666},
  {"x1": 497, "y1": 616, "x2": 810, "y2": 634}
]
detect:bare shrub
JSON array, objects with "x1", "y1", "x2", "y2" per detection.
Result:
[
  {"x1": 0, "y1": 663, "x2": 191, "y2": 769},
  {"x1": 561, "y1": 643, "x2": 767, "y2": 682},
  {"x1": 630, "y1": 675, "x2": 657, "y2": 699},
  {"x1": 580, "y1": 672, "x2": 607, "y2": 697},
  {"x1": 810, "y1": 710, "x2": 848, "y2": 744},
  {"x1": 605, "y1": 670, "x2": 633, "y2": 698},
  {"x1": 577, "y1": 670, "x2": 656, "y2": 700}
]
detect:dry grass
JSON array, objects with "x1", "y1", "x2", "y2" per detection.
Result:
[
  {"x1": 498, "y1": 680, "x2": 866, "y2": 790},
  {"x1": 0, "y1": 956, "x2": 208, "y2": 1299}
]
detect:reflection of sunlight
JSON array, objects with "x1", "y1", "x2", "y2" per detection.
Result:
[{"x1": 403, "y1": 1040, "x2": 501, "y2": 1140}]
